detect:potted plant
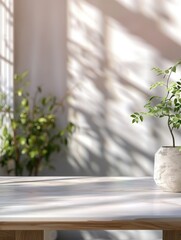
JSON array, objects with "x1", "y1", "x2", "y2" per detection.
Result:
[
  {"x1": 131, "y1": 61, "x2": 181, "y2": 192},
  {"x1": 0, "y1": 72, "x2": 75, "y2": 176}
]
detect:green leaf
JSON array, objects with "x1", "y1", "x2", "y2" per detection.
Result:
[
  {"x1": 29, "y1": 150, "x2": 39, "y2": 158},
  {"x1": 41, "y1": 97, "x2": 46, "y2": 105},
  {"x1": 21, "y1": 71, "x2": 28, "y2": 79},
  {"x1": 3, "y1": 127, "x2": 8, "y2": 137},
  {"x1": 152, "y1": 67, "x2": 165, "y2": 75},
  {"x1": 47, "y1": 114, "x2": 55, "y2": 120},
  {"x1": 42, "y1": 149, "x2": 48, "y2": 155},
  {"x1": 14, "y1": 71, "x2": 28, "y2": 82},
  {"x1": 150, "y1": 81, "x2": 165, "y2": 90},
  {"x1": 17, "y1": 89, "x2": 23, "y2": 96},
  {"x1": 22, "y1": 148, "x2": 27, "y2": 154},
  {"x1": 172, "y1": 65, "x2": 177, "y2": 72},
  {"x1": 12, "y1": 121, "x2": 17, "y2": 130},
  {"x1": 67, "y1": 122, "x2": 76, "y2": 133},
  {"x1": 149, "y1": 96, "x2": 156, "y2": 101},
  {"x1": 28, "y1": 135, "x2": 36, "y2": 145},
  {"x1": 19, "y1": 137, "x2": 26, "y2": 145},
  {"x1": 38, "y1": 117, "x2": 47, "y2": 123},
  {"x1": 21, "y1": 98, "x2": 28, "y2": 107},
  {"x1": 40, "y1": 134, "x2": 47, "y2": 141}
]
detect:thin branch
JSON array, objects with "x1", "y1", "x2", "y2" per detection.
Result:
[{"x1": 168, "y1": 116, "x2": 175, "y2": 147}]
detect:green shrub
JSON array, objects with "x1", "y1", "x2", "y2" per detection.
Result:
[{"x1": 0, "y1": 72, "x2": 75, "y2": 176}]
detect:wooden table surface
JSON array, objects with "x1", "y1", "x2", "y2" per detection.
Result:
[{"x1": 0, "y1": 177, "x2": 181, "y2": 240}]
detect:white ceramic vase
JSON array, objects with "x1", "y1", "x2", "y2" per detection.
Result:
[{"x1": 154, "y1": 146, "x2": 181, "y2": 192}]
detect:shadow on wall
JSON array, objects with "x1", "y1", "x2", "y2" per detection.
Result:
[
  {"x1": 65, "y1": 0, "x2": 181, "y2": 177},
  {"x1": 0, "y1": 0, "x2": 14, "y2": 176}
]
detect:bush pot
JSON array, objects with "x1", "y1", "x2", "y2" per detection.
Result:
[{"x1": 154, "y1": 146, "x2": 181, "y2": 192}]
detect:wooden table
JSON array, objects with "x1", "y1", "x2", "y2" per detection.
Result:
[{"x1": 0, "y1": 177, "x2": 181, "y2": 240}]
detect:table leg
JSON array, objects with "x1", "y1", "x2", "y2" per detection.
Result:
[
  {"x1": 0, "y1": 231, "x2": 15, "y2": 240},
  {"x1": 0, "y1": 231, "x2": 44, "y2": 240},
  {"x1": 15, "y1": 231, "x2": 44, "y2": 240},
  {"x1": 163, "y1": 230, "x2": 181, "y2": 240}
]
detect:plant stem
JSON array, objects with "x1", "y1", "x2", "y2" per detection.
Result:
[
  {"x1": 165, "y1": 68, "x2": 175, "y2": 147},
  {"x1": 34, "y1": 158, "x2": 41, "y2": 176},
  {"x1": 168, "y1": 117, "x2": 175, "y2": 147},
  {"x1": 7, "y1": 110, "x2": 21, "y2": 175}
]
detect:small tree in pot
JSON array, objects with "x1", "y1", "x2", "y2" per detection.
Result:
[
  {"x1": 0, "y1": 72, "x2": 75, "y2": 176},
  {"x1": 131, "y1": 61, "x2": 181, "y2": 192}
]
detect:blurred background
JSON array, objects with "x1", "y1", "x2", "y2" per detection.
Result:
[{"x1": 1, "y1": 0, "x2": 181, "y2": 239}]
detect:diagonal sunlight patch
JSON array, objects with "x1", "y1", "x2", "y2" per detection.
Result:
[
  {"x1": 67, "y1": 0, "x2": 174, "y2": 177},
  {"x1": 67, "y1": 0, "x2": 181, "y2": 178},
  {"x1": 68, "y1": 0, "x2": 105, "y2": 174}
]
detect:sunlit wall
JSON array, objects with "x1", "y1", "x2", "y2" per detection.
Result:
[{"x1": 68, "y1": 0, "x2": 181, "y2": 177}]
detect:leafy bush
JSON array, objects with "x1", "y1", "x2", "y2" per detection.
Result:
[
  {"x1": 0, "y1": 72, "x2": 75, "y2": 175},
  {"x1": 131, "y1": 61, "x2": 181, "y2": 147}
]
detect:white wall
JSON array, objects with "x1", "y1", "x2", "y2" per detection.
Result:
[
  {"x1": 14, "y1": 0, "x2": 181, "y2": 240},
  {"x1": 14, "y1": 0, "x2": 67, "y2": 98},
  {"x1": 14, "y1": 0, "x2": 69, "y2": 174}
]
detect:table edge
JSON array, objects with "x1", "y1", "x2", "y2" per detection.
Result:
[{"x1": 0, "y1": 219, "x2": 181, "y2": 230}]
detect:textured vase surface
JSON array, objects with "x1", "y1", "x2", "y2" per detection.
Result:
[{"x1": 154, "y1": 146, "x2": 181, "y2": 192}]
